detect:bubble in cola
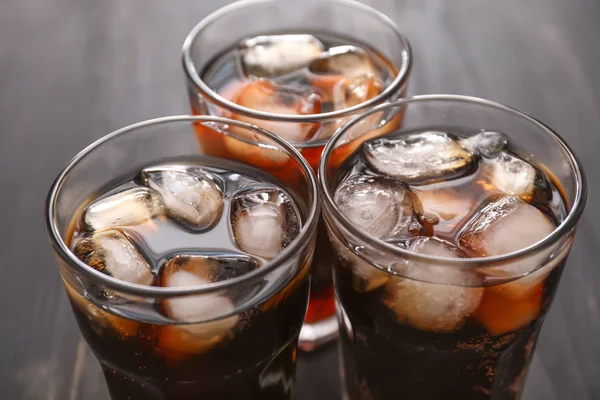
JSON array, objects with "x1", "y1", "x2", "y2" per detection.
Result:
[
  {"x1": 83, "y1": 187, "x2": 162, "y2": 232},
  {"x1": 363, "y1": 131, "x2": 475, "y2": 184},
  {"x1": 140, "y1": 166, "x2": 223, "y2": 231},
  {"x1": 240, "y1": 34, "x2": 325, "y2": 78},
  {"x1": 385, "y1": 237, "x2": 483, "y2": 332},
  {"x1": 231, "y1": 187, "x2": 300, "y2": 259}
]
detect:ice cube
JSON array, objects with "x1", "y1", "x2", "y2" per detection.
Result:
[
  {"x1": 240, "y1": 34, "x2": 325, "y2": 78},
  {"x1": 83, "y1": 187, "x2": 162, "y2": 232},
  {"x1": 415, "y1": 189, "x2": 475, "y2": 231},
  {"x1": 459, "y1": 195, "x2": 556, "y2": 298},
  {"x1": 475, "y1": 239, "x2": 569, "y2": 334},
  {"x1": 459, "y1": 196, "x2": 554, "y2": 257},
  {"x1": 159, "y1": 258, "x2": 239, "y2": 355},
  {"x1": 63, "y1": 283, "x2": 140, "y2": 338},
  {"x1": 392, "y1": 237, "x2": 479, "y2": 284},
  {"x1": 498, "y1": 242, "x2": 569, "y2": 299},
  {"x1": 198, "y1": 120, "x2": 291, "y2": 170},
  {"x1": 309, "y1": 46, "x2": 382, "y2": 111},
  {"x1": 385, "y1": 237, "x2": 483, "y2": 332},
  {"x1": 228, "y1": 80, "x2": 322, "y2": 143},
  {"x1": 349, "y1": 250, "x2": 390, "y2": 293},
  {"x1": 311, "y1": 72, "x2": 383, "y2": 113},
  {"x1": 486, "y1": 152, "x2": 537, "y2": 199},
  {"x1": 328, "y1": 227, "x2": 389, "y2": 292},
  {"x1": 72, "y1": 230, "x2": 153, "y2": 286},
  {"x1": 231, "y1": 188, "x2": 300, "y2": 259},
  {"x1": 163, "y1": 253, "x2": 260, "y2": 283},
  {"x1": 331, "y1": 75, "x2": 384, "y2": 110},
  {"x1": 309, "y1": 45, "x2": 378, "y2": 79},
  {"x1": 460, "y1": 131, "x2": 509, "y2": 158},
  {"x1": 334, "y1": 175, "x2": 424, "y2": 240},
  {"x1": 363, "y1": 132, "x2": 475, "y2": 184},
  {"x1": 140, "y1": 167, "x2": 223, "y2": 231},
  {"x1": 473, "y1": 284, "x2": 543, "y2": 335}
]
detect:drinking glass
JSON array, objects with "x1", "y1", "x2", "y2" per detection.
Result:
[
  {"x1": 319, "y1": 95, "x2": 587, "y2": 399},
  {"x1": 45, "y1": 116, "x2": 319, "y2": 399},
  {"x1": 182, "y1": 0, "x2": 412, "y2": 350}
]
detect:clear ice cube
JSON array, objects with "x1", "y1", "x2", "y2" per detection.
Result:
[
  {"x1": 231, "y1": 188, "x2": 300, "y2": 259},
  {"x1": 229, "y1": 80, "x2": 322, "y2": 143},
  {"x1": 487, "y1": 152, "x2": 537, "y2": 199},
  {"x1": 385, "y1": 237, "x2": 483, "y2": 332},
  {"x1": 328, "y1": 227, "x2": 390, "y2": 292},
  {"x1": 334, "y1": 175, "x2": 424, "y2": 240},
  {"x1": 200, "y1": 120, "x2": 291, "y2": 169},
  {"x1": 363, "y1": 132, "x2": 475, "y2": 184},
  {"x1": 309, "y1": 45, "x2": 383, "y2": 112},
  {"x1": 63, "y1": 282, "x2": 140, "y2": 338},
  {"x1": 495, "y1": 239, "x2": 569, "y2": 300},
  {"x1": 459, "y1": 195, "x2": 556, "y2": 297},
  {"x1": 72, "y1": 230, "x2": 153, "y2": 286},
  {"x1": 309, "y1": 45, "x2": 378, "y2": 79},
  {"x1": 83, "y1": 187, "x2": 162, "y2": 232},
  {"x1": 415, "y1": 189, "x2": 475, "y2": 229},
  {"x1": 332, "y1": 75, "x2": 384, "y2": 110},
  {"x1": 459, "y1": 196, "x2": 554, "y2": 257},
  {"x1": 240, "y1": 34, "x2": 324, "y2": 78},
  {"x1": 163, "y1": 253, "x2": 260, "y2": 283},
  {"x1": 140, "y1": 166, "x2": 223, "y2": 231},
  {"x1": 460, "y1": 131, "x2": 509, "y2": 158},
  {"x1": 159, "y1": 257, "x2": 239, "y2": 355}
]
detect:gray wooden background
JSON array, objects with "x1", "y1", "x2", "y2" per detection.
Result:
[{"x1": 1, "y1": 0, "x2": 599, "y2": 399}]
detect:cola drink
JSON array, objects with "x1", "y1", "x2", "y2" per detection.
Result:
[
  {"x1": 324, "y1": 126, "x2": 581, "y2": 399},
  {"x1": 186, "y1": 27, "x2": 410, "y2": 347},
  {"x1": 64, "y1": 160, "x2": 311, "y2": 399}
]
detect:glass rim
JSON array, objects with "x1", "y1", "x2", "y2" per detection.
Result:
[
  {"x1": 45, "y1": 115, "x2": 320, "y2": 298},
  {"x1": 181, "y1": 0, "x2": 412, "y2": 124},
  {"x1": 318, "y1": 94, "x2": 587, "y2": 267}
]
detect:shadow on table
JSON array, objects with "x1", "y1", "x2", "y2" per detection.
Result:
[{"x1": 296, "y1": 342, "x2": 341, "y2": 400}]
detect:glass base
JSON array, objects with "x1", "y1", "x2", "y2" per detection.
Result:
[{"x1": 298, "y1": 315, "x2": 338, "y2": 352}]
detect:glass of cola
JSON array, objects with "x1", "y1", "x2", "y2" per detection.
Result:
[
  {"x1": 45, "y1": 116, "x2": 319, "y2": 400},
  {"x1": 319, "y1": 95, "x2": 587, "y2": 400},
  {"x1": 182, "y1": 0, "x2": 412, "y2": 350}
]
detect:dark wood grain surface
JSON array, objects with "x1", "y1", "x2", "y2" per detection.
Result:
[{"x1": 1, "y1": 0, "x2": 599, "y2": 399}]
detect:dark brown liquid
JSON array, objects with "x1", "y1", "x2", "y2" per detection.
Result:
[
  {"x1": 332, "y1": 130, "x2": 568, "y2": 399},
  {"x1": 66, "y1": 159, "x2": 310, "y2": 400},
  {"x1": 335, "y1": 257, "x2": 565, "y2": 400}
]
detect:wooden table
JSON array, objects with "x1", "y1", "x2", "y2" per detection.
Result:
[{"x1": 1, "y1": 0, "x2": 599, "y2": 398}]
